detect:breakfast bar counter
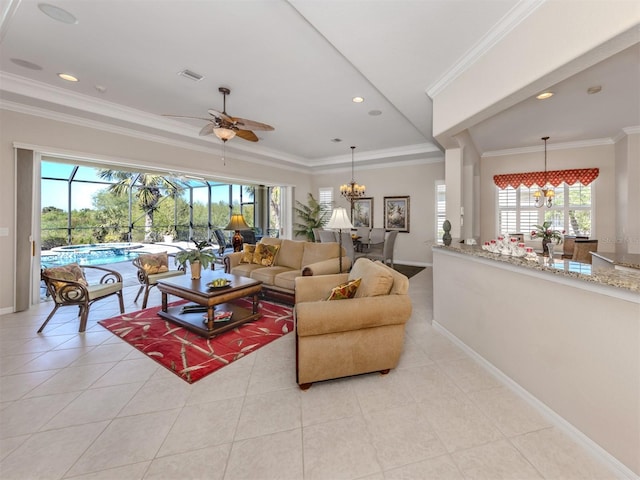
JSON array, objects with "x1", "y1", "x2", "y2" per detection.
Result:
[{"x1": 432, "y1": 245, "x2": 639, "y2": 477}]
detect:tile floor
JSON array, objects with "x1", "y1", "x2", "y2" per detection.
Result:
[{"x1": 0, "y1": 267, "x2": 620, "y2": 479}]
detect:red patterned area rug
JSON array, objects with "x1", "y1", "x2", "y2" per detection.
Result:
[{"x1": 98, "y1": 298, "x2": 293, "y2": 384}]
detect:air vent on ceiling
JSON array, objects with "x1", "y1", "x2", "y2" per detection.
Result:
[{"x1": 177, "y1": 69, "x2": 204, "y2": 82}]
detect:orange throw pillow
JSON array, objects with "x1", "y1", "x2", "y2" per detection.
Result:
[
  {"x1": 327, "y1": 278, "x2": 361, "y2": 300},
  {"x1": 138, "y1": 252, "x2": 169, "y2": 274}
]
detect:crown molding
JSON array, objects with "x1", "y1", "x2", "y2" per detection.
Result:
[
  {"x1": 426, "y1": 0, "x2": 544, "y2": 99},
  {"x1": 481, "y1": 136, "x2": 616, "y2": 158}
]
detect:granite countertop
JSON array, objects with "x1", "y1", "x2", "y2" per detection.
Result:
[
  {"x1": 434, "y1": 244, "x2": 640, "y2": 294},
  {"x1": 591, "y1": 252, "x2": 640, "y2": 270}
]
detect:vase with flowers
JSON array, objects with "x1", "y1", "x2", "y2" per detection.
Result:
[{"x1": 531, "y1": 221, "x2": 564, "y2": 256}]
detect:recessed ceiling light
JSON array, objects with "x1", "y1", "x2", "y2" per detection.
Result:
[
  {"x1": 331, "y1": 138, "x2": 343, "y2": 143},
  {"x1": 178, "y1": 69, "x2": 204, "y2": 82},
  {"x1": 10, "y1": 58, "x2": 43, "y2": 70},
  {"x1": 587, "y1": 85, "x2": 602, "y2": 95},
  {"x1": 38, "y1": 3, "x2": 78, "y2": 24},
  {"x1": 352, "y1": 96, "x2": 364, "y2": 103},
  {"x1": 57, "y1": 73, "x2": 79, "y2": 82},
  {"x1": 536, "y1": 91, "x2": 554, "y2": 100},
  {"x1": 368, "y1": 110, "x2": 382, "y2": 116}
]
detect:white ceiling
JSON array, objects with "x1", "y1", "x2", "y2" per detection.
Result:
[{"x1": 1, "y1": 0, "x2": 638, "y2": 171}]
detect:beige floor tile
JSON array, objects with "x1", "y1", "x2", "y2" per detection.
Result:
[
  {"x1": 365, "y1": 403, "x2": 447, "y2": 470},
  {"x1": 66, "y1": 409, "x2": 181, "y2": 477},
  {"x1": 117, "y1": 377, "x2": 192, "y2": 416},
  {"x1": 0, "y1": 421, "x2": 109, "y2": 479},
  {"x1": 43, "y1": 383, "x2": 142, "y2": 430},
  {"x1": 70, "y1": 342, "x2": 135, "y2": 366},
  {"x1": 468, "y1": 386, "x2": 551, "y2": 437},
  {"x1": 300, "y1": 378, "x2": 360, "y2": 427},
  {"x1": 383, "y1": 454, "x2": 464, "y2": 479},
  {"x1": 234, "y1": 387, "x2": 301, "y2": 440},
  {"x1": 303, "y1": 415, "x2": 381, "y2": 480},
  {"x1": 91, "y1": 357, "x2": 160, "y2": 387},
  {"x1": 23, "y1": 362, "x2": 116, "y2": 398},
  {"x1": 17, "y1": 346, "x2": 93, "y2": 373},
  {"x1": 0, "y1": 391, "x2": 79, "y2": 438},
  {"x1": 0, "y1": 434, "x2": 30, "y2": 462},
  {"x1": 452, "y1": 439, "x2": 544, "y2": 479},
  {"x1": 0, "y1": 370, "x2": 58, "y2": 402},
  {"x1": 352, "y1": 370, "x2": 415, "y2": 416},
  {"x1": 420, "y1": 393, "x2": 504, "y2": 453},
  {"x1": 394, "y1": 363, "x2": 466, "y2": 405},
  {"x1": 63, "y1": 461, "x2": 151, "y2": 480},
  {"x1": 225, "y1": 429, "x2": 303, "y2": 480},
  {"x1": 145, "y1": 444, "x2": 231, "y2": 479},
  {"x1": 438, "y1": 356, "x2": 502, "y2": 393},
  {"x1": 512, "y1": 427, "x2": 617, "y2": 479},
  {"x1": 0, "y1": 352, "x2": 43, "y2": 375},
  {"x1": 186, "y1": 362, "x2": 252, "y2": 405},
  {"x1": 157, "y1": 397, "x2": 243, "y2": 457}
]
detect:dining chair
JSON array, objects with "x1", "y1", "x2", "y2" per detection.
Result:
[
  {"x1": 562, "y1": 235, "x2": 588, "y2": 259},
  {"x1": 572, "y1": 239, "x2": 598, "y2": 264},
  {"x1": 366, "y1": 230, "x2": 398, "y2": 267},
  {"x1": 318, "y1": 230, "x2": 337, "y2": 243}
]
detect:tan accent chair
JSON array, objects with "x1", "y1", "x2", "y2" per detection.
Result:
[
  {"x1": 133, "y1": 253, "x2": 185, "y2": 308},
  {"x1": 39, "y1": 264, "x2": 125, "y2": 333},
  {"x1": 294, "y1": 258, "x2": 412, "y2": 389}
]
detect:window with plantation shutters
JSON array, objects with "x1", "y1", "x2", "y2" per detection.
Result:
[
  {"x1": 435, "y1": 181, "x2": 446, "y2": 243},
  {"x1": 497, "y1": 183, "x2": 593, "y2": 237},
  {"x1": 318, "y1": 187, "x2": 333, "y2": 221}
]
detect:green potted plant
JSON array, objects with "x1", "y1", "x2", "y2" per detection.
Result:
[
  {"x1": 175, "y1": 239, "x2": 216, "y2": 279},
  {"x1": 531, "y1": 221, "x2": 564, "y2": 256},
  {"x1": 293, "y1": 193, "x2": 329, "y2": 242}
]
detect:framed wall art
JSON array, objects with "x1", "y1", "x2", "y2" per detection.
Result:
[
  {"x1": 351, "y1": 198, "x2": 373, "y2": 228},
  {"x1": 383, "y1": 196, "x2": 410, "y2": 233}
]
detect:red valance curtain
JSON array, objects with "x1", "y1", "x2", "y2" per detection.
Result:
[{"x1": 493, "y1": 168, "x2": 599, "y2": 190}]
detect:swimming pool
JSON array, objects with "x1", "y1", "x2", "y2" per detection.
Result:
[{"x1": 44, "y1": 242, "x2": 145, "y2": 266}]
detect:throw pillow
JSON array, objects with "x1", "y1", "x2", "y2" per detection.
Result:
[
  {"x1": 44, "y1": 263, "x2": 88, "y2": 289},
  {"x1": 138, "y1": 252, "x2": 169, "y2": 274},
  {"x1": 240, "y1": 244, "x2": 256, "y2": 264},
  {"x1": 327, "y1": 278, "x2": 361, "y2": 301},
  {"x1": 253, "y1": 243, "x2": 280, "y2": 266},
  {"x1": 349, "y1": 258, "x2": 393, "y2": 297}
]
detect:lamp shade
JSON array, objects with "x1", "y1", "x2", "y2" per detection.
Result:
[
  {"x1": 214, "y1": 127, "x2": 236, "y2": 141},
  {"x1": 326, "y1": 207, "x2": 354, "y2": 230},
  {"x1": 225, "y1": 213, "x2": 249, "y2": 231}
]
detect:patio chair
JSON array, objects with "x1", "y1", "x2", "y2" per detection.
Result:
[
  {"x1": 133, "y1": 252, "x2": 185, "y2": 308},
  {"x1": 39, "y1": 263, "x2": 125, "y2": 333}
]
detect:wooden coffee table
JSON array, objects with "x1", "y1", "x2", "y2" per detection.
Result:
[{"x1": 157, "y1": 271, "x2": 263, "y2": 339}]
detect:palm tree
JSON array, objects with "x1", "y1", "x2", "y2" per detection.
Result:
[{"x1": 98, "y1": 170, "x2": 182, "y2": 242}]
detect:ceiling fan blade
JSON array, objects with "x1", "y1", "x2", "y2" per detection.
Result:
[
  {"x1": 162, "y1": 114, "x2": 212, "y2": 122},
  {"x1": 207, "y1": 109, "x2": 233, "y2": 123},
  {"x1": 231, "y1": 117, "x2": 274, "y2": 131},
  {"x1": 234, "y1": 129, "x2": 259, "y2": 142},
  {"x1": 199, "y1": 123, "x2": 214, "y2": 136}
]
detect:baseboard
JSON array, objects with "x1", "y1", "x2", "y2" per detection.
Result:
[
  {"x1": 0, "y1": 306, "x2": 14, "y2": 316},
  {"x1": 433, "y1": 319, "x2": 638, "y2": 480}
]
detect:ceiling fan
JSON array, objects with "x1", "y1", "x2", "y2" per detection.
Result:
[{"x1": 163, "y1": 87, "x2": 274, "y2": 143}]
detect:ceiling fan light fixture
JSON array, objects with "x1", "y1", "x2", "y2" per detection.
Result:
[{"x1": 214, "y1": 127, "x2": 236, "y2": 142}]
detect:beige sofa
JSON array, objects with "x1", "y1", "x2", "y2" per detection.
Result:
[
  {"x1": 294, "y1": 258, "x2": 412, "y2": 389},
  {"x1": 223, "y1": 237, "x2": 351, "y2": 304}
]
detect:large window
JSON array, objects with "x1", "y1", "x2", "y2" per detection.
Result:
[{"x1": 498, "y1": 183, "x2": 593, "y2": 237}]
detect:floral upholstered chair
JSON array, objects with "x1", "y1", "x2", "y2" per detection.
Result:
[
  {"x1": 39, "y1": 263, "x2": 125, "y2": 333},
  {"x1": 132, "y1": 252, "x2": 185, "y2": 308}
]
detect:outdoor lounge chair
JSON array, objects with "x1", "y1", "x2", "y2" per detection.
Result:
[{"x1": 133, "y1": 252, "x2": 185, "y2": 308}]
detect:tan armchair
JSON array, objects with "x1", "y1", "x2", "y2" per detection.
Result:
[
  {"x1": 294, "y1": 258, "x2": 412, "y2": 389},
  {"x1": 133, "y1": 252, "x2": 185, "y2": 308},
  {"x1": 39, "y1": 263, "x2": 124, "y2": 333}
]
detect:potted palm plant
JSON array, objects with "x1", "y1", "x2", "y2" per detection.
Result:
[
  {"x1": 175, "y1": 239, "x2": 216, "y2": 279},
  {"x1": 293, "y1": 193, "x2": 329, "y2": 242}
]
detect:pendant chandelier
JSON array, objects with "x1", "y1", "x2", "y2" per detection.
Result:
[
  {"x1": 533, "y1": 136, "x2": 555, "y2": 208},
  {"x1": 340, "y1": 146, "x2": 366, "y2": 201}
]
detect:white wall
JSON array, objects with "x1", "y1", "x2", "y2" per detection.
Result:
[
  {"x1": 615, "y1": 132, "x2": 640, "y2": 254},
  {"x1": 0, "y1": 109, "x2": 314, "y2": 312},
  {"x1": 479, "y1": 142, "x2": 617, "y2": 252},
  {"x1": 312, "y1": 159, "x2": 445, "y2": 266}
]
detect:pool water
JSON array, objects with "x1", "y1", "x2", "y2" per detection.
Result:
[{"x1": 43, "y1": 242, "x2": 145, "y2": 267}]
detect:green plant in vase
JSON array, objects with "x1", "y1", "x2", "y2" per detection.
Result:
[
  {"x1": 175, "y1": 239, "x2": 216, "y2": 279},
  {"x1": 530, "y1": 221, "x2": 564, "y2": 256}
]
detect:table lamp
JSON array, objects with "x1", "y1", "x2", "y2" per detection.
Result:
[
  {"x1": 225, "y1": 213, "x2": 250, "y2": 252},
  {"x1": 326, "y1": 206, "x2": 354, "y2": 273}
]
